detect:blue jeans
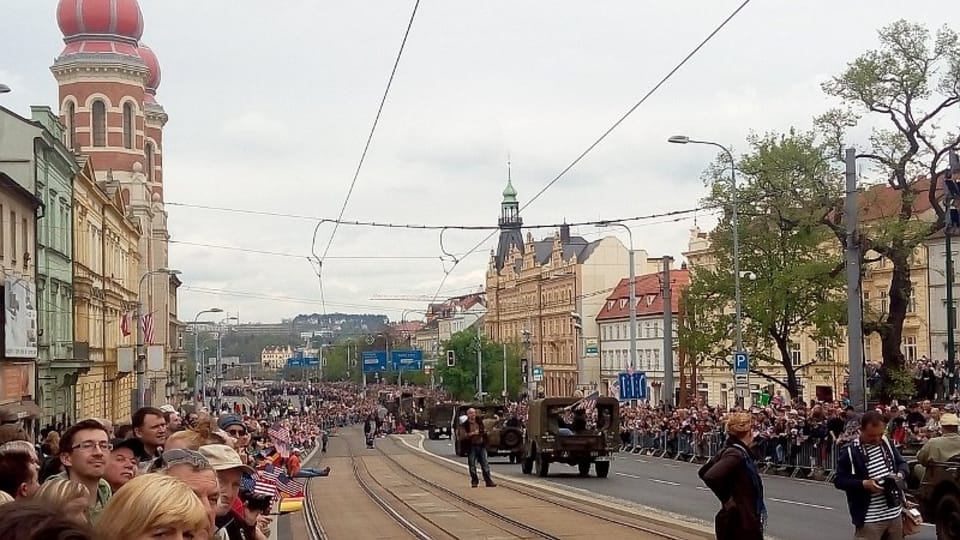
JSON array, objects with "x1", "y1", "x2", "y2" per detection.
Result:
[
  {"x1": 294, "y1": 467, "x2": 329, "y2": 478},
  {"x1": 467, "y1": 445, "x2": 492, "y2": 485}
]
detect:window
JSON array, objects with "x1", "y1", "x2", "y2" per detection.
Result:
[
  {"x1": 66, "y1": 101, "x2": 76, "y2": 149},
  {"x1": 816, "y1": 341, "x2": 833, "y2": 363},
  {"x1": 907, "y1": 286, "x2": 916, "y2": 314},
  {"x1": 9, "y1": 211, "x2": 15, "y2": 262},
  {"x1": 145, "y1": 142, "x2": 154, "y2": 181},
  {"x1": 864, "y1": 336, "x2": 872, "y2": 363},
  {"x1": 790, "y1": 342, "x2": 801, "y2": 367},
  {"x1": 879, "y1": 290, "x2": 888, "y2": 314},
  {"x1": 122, "y1": 102, "x2": 134, "y2": 149},
  {"x1": 653, "y1": 349, "x2": 660, "y2": 370},
  {"x1": 903, "y1": 336, "x2": 918, "y2": 363},
  {"x1": 91, "y1": 100, "x2": 107, "y2": 147},
  {"x1": 21, "y1": 217, "x2": 27, "y2": 264}
]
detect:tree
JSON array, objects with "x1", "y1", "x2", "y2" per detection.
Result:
[
  {"x1": 689, "y1": 130, "x2": 847, "y2": 400},
  {"x1": 817, "y1": 20, "x2": 960, "y2": 400},
  {"x1": 434, "y1": 328, "x2": 522, "y2": 401}
]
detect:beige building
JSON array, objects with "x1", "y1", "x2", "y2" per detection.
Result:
[
  {"x1": 484, "y1": 178, "x2": 648, "y2": 396},
  {"x1": 261, "y1": 346, "x2": 294, "y2": 370},
  {"x1": 73, "y1": 158, "x2": 140, "y2": 423}
]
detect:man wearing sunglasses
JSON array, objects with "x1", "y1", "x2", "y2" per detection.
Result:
[{"x1": 51, "y1": 419, "x2": 113, "y2": 523}]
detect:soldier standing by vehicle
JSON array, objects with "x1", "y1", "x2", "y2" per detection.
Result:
[{"x1": 461, "y1": 408, "x2": 496, "y2": 488}]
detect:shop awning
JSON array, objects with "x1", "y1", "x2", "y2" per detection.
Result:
[{"x1": 0, "y1": 400, "x2": 43, "y2": 423}]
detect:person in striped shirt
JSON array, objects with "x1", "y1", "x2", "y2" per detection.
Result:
[{"x1": 834, "y1": 410, "x2": 909, "y2": 540}]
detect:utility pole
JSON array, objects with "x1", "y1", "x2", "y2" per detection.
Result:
[
  {"x1": 523, "y1": 327, "x2": 534, "y2": 398},
  {"x1": 845, "y1": 148, "x2": 866, "y2": 411},
  {"x1": 476, "y1": 327, "x2": 484, "y2": 401},
  {"x1": 945, "y1": 151, "x2": 960, "y2": 396},
  {"x1": 662, "y1": 256, "x2": 675, "y2": 407}
]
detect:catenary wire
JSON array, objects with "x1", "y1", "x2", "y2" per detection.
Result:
[
  {"x1": 429, "y1": 0, "x2": 752, "y2": 304},
  {"x1": 168, "y1": 239, "x2": 443, "y2": 261}
]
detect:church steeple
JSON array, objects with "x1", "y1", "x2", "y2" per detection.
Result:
[{"x1": 495, "y1": 160, "x2": 524, "y2": 270}]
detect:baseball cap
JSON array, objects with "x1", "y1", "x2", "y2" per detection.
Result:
[
  {"x1": 110, "y1": 437, "x2": 145, "y2": 458},
  {"x1": 941, "y1": 413, "x2": 960, "y2": 427},
  {"x1": 159, "y1": 404, "x2": 177, "y2": 414},
  {"x1": 218, "y1": 414, "x2": 245, "y2": 431},
  {"x1": 199, "y1": 444, "x2": 256, "y2": 475}
]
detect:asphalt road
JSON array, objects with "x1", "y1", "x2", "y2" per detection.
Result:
[{"x1": 421, "y1": 436, "x2": 937, "y2": 540}]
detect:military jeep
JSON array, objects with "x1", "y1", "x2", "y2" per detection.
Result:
[
  {"x1": 452, "y1": 403, "x2": 523, "y2": 461},
  {"x1": 426, "y1": 402, "x2": 455, "y2": 440},
  {"x1": 915, "y1": 459, "x2": 960, "y2": 540},
  {"x1": 520, "y1": 396, "x2": 619, "y2": 478}
]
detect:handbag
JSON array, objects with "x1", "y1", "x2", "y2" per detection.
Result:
[{"x1": 901, "y1": 503, "x2": 923, "y2": 536}]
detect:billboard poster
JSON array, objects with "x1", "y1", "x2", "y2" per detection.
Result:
[{"x1": 5, "y1": 277, "x2": 37, "y2": 358}]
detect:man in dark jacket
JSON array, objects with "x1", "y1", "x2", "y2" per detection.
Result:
[
  {"x1": 834, "y1": 410, "x2": 909, "y2": 540},
  {"x1": 461, "y1": 408, "x2": 495, "y2": 488}
]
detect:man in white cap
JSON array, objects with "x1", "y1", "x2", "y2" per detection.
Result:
[
  {"x1": 915, "y1": 412, "x2": 960, "y2": 481},
  {"x1": 199, "y1": 444, "x2": 256, "y2": 540}
]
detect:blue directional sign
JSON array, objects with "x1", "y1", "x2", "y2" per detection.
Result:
[
  {"x1": 632, "y1": 372, "x2": 648, "y2": 400},
  {"x1": 618, "y1": 372, "x2": 633, "y2": 400},
  {"x1": 390, "y1": 350, "x2": 423, "y2": 371},
  {"x1": 617, "y1": 371, "x2": 648, "y2": 400},
  {"x1": 304, "y1": 356, "x2": 320, "y2": 367},
  {"x1": 734, "y1": 352, "x2": 749, "y2": 374},
  {"x1": 286, "y1": 357, "x2": 303, "y2": 368},
  {"x1": 361, "y1": 351, "x2": 388, "y2": 373}
]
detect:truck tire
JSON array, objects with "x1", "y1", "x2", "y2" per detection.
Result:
[
  {"x1": 578, "y1": 462, "x2": 591, "y2": 477},
  {"x1": 535, "y1": 454, "x2": 550, "y2": 477},
  {"x1": 521, "y1": 453, "x2": 533, "y2": 474},
  {"x1": 500, "y1": 427, "x2": 522, "y2": 449},
  {"x1": 936, "y1": 492, "x2": 960, "y2": 540},
  {"x1": 595, "y1": 461, "x2": 611, "y2": 478},
  {"x1": 428, "y1": 428, "x2": 437, "y2": 440}
]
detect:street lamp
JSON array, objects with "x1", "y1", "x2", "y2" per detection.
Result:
[
  {"x1": 599, "y1": 222, "x2": 637, "y2": 379},
  {"x1": 134, "y1": 268, "x2": 181, "y2": 415},
  {"x1": 215, "y1": 316, "x2": 238, "y2": 410},
  {"x1": 669, "y1": 135, "x2": 747, "y2": 403},
  {"x1": 193, "y1": 308, "x2": 222, "y2": 408}
]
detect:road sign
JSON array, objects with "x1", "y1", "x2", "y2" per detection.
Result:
[
  {"x1": 304, "y1": 356, "x2": 320, "y2": 367},
  {"x1": 734, "y1": 352, "x2": 749, "y2": 374},
  {"x1": 533, "y1": 367, "x2": 543, "y2": 382},
  {"x1": 632, "y1": 372, "x2": 647, "y2": 400},
  {"x1": 618, "y1": 372, "x2": 633, "y2": 400},
  {"x1": 390, "y1": 350, "x2": 423, "y2": 371},
  {"x1": 361, "y1": 351, "x2": 387, "y2": 373},
  {"x1": 286, "y1": 357, "x2": 303, "y2": 368},
  {"x1": 735, "y1": 387, "x2": 750, "y2": 399},
  {"x1": 735, "y1": 373, "x2": 749, "y2": 386}
]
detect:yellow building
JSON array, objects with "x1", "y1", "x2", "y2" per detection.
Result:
[
  {"x1": 683, "y1": 179, "x2": 934, "y2": 406},
  {"x1": 73, "y1": 159, "x2": 140, "y2": 423}
]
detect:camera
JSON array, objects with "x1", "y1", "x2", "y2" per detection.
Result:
[{"x1": 878, "y1": 475, "x2": 903, "y2": 508}]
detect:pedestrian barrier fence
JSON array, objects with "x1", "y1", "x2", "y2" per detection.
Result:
[{"x1": 620, "y1": 430, "x2": 840, "y2": 481}]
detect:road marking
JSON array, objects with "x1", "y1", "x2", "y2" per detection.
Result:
[
  {"x1": 696, "y1": 487, "x2": 711, "y2": 491},
  {"x1": 635, "y1": 459, "x2": 649, "y2": 463},
  {"x1": 648, "y1": 478, "x2": 682, "y2": 487},
  {"x1": 662, "y1": 464, "x2": 680, "y2": 468},
  {"x1": 615, "y1": 472, "x2": 644, "y2": 479},
  {"x1": 768, "y1": 497, "x2": 833, "y2": 510}
]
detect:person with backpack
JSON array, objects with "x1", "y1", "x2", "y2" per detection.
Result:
[{"x1": 698, "y1": 412, "x2": 767, "y2": 540}]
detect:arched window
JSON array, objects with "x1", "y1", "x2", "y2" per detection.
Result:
[
  {"x1": 66, "y1": 102, "x2": 76, "y2": 149},
  {"x1": 144, "y1": 142, "x2": 155, "y2": 182},
  {"x1": 91, "y1": 100, "x2": 106, "y2": 147},
  {"x1": 122, "y1": 102, "x2": 134, "y2": 149}
]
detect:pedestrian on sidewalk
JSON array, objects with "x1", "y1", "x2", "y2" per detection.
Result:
[
  {"x1": 460, "y1": 408, "x2": 495, "y2": 488},
  {"x1": 698, "y1": 412, "x2": 766, "y2": 540},
  {"x1": 834, "y1": 410, "x2": 909, "y2": 540}
]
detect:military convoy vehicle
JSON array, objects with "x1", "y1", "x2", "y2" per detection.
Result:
[
  {"x1": 426, "y1": 402, "x2": 456, "y2": 439},
  {"x1": 452, "y1": 403, "x2": 523, "y2": 462},
  {"x1": 915, "y1": 459, "x2": 960, "y2": 539},
  {"x1": 519, "y1": 396, "x2": 619, "y2": 478}
]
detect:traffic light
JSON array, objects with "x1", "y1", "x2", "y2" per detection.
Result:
[{"x1": 446, "y1": 350, "x2": 456, "y2": 367}]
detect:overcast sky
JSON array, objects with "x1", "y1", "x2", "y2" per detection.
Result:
[{"x1": 1, "y1": 1, "x2": 955, "y2": 324}]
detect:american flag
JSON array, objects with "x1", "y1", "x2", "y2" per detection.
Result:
[
  {"x1": 241, "y1": 473, "x2": 278, "y2": 499},
  {"x1": 276, "y1": 473, "x2": 304, "y2": 497},
  {"x1": 259, "y1": 463, "x2": 281, "y2": 483},
  {"x1": 141, "y1": 313, "x2": 155, "y2": 344},
  {"x1": 568, "y1": 390, "x2": 599, "y2": 412},
  {"x1": 268, "y1": 423, "x2": 291, "y2": 458}
]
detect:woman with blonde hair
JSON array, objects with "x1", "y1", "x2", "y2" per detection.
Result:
[
  {"x1": 698, "y1": 411, "x2": 767, "y2": 540},
  {"x1": 34, "y1": 478, "x2": 90, "y2": 523},
  {"x1": 97, "y1": 473, "x2": 210, "y2": 540}
]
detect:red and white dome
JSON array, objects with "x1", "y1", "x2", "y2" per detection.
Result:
[
  {"x1": 138, "y1": 44, "x2": 161, "y2": 93},
  {"x1": 57, "y1": 0, "x2": 144, "y2": 43}
]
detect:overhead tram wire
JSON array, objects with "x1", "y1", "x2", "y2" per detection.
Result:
[
  {"x1": 167, "y1": 239, "x2": 442, "y2": 261},
  {"x1": 313, "y1": 0, "x2": 422, "y2": 315},
  {"x1": 427, "y1": 0, "x2": 752, "y2": 303}
]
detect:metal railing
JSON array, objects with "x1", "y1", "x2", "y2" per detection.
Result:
[{"x1": 620, "y1": 430, "x2": 841, "y2": 481}]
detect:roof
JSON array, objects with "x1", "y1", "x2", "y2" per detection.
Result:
[
  {"x1": 857, "y1": 176, "x2": 940, "y2": 223},
  {"x1": 595, "y1": 269, "x2": 691, "y2": 322}
]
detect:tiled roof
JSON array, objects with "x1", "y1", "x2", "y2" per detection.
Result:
[
  {"x1": 858, "y1": 176, "x2": 940, "y2": 223},
  {"x1": 595, "y1": 269, "x2": 691, "y2": 321}
]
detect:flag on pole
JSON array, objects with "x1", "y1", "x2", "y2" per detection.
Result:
[
  {"x1": 565, "y1": 390, "x2": 599, "y2": 412},
  {"x1": 268, "y1": 423, "x2": 291, "y2": 458},
  {"x1": 241, "y1": 473, "x2": 278, "y2": 499},
  {"x1": 142, "y1": 313, "x2": 155, "y2": 344},
  {"x1": 276, "y1": 473, "x2": 304, "y2": 497},
  {"x1": 121, "y1": 311, "x2": 132, "y2": 337}
]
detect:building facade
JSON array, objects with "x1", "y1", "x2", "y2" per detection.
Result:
[
  {"x1": 30, "y1": 106, "x2": 85, "y2": 427},
  {"x1": 0, "y1": 108, "x2": 46, "y2": 429},
  {"x1": 436, "y1": 293, "x2": 486, "y2": 342},
  {"x1": 484, "y1": 178, "x2": 643, "y2": 396},
  {"x1": 261, "y1": 346, "x2": 294, "y2": 370},
  {"x1": 72, "y1": 158, "x2": 140, "y2": 423},
  {"x1": 596, "y1": 269, "x2": 689, "y2": 403},
  {"x1": 51, "y1": 0, "x2": 181, "y2": 409}
]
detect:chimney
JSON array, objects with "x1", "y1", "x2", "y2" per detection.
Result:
[{"x1": 560, "y1": 223, "x2": 571, "y2": 244}]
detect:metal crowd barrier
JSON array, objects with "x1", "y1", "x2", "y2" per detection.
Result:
[{"x1": 620, "y1": 430, "x2": 841, "y2": 481}]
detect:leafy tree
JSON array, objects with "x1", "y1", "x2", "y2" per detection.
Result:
[
  {"x1": 817, "y1": 20, "x2": 960, "y2": 400},
  {"x1": 434, "y1": 328, "x2": 522, "y2": 401},
  {"x1": 690, "y1": 130, "x2": 847, "y2": 399}
]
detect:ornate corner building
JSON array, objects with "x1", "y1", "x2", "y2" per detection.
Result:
[{"x1": 50, "y1": 0, "x2": 183, "y2": 420}]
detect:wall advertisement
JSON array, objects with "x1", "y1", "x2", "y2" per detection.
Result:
[{"x1": 5, "y1": 277, "x2": 38, "y2": 358}]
